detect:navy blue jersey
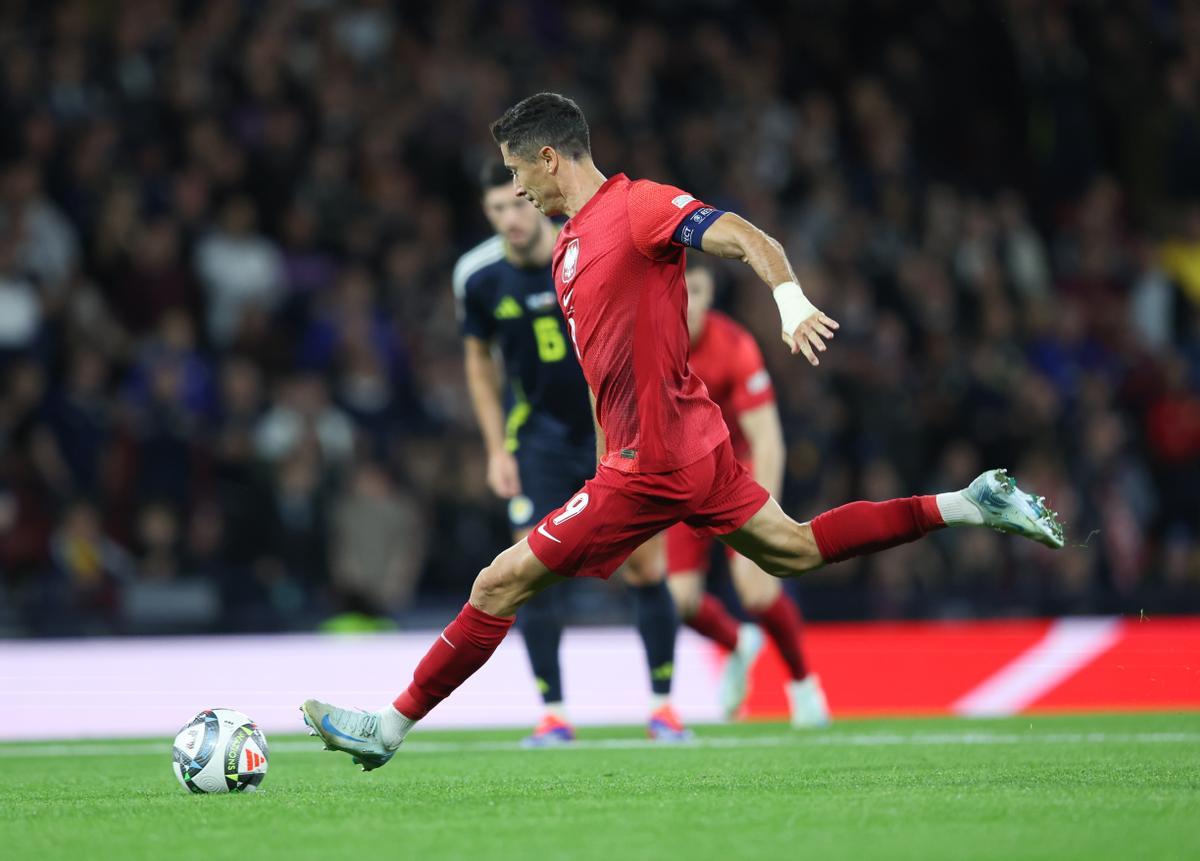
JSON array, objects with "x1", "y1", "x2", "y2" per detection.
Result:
[{"x1": 454, "y1": 235, "x2": 595, "y2": 449}]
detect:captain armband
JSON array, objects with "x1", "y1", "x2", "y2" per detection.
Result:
[{"x1": 672, "y1": 207, "x2": 726, "y2": 248}]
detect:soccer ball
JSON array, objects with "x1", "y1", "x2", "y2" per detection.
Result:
[{"x1": 171, "y1": 708, "x2": 269, "y2": 793}]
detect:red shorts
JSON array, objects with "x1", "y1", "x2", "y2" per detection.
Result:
[{"x1": 527, "y1": 438, "x2": 769, "y2": 580}]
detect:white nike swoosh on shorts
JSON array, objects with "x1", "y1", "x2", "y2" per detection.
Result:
[
  {"x1": 440, "y1": 631, "x2": 456, "y2": 649},
  {"x1": 536, "y1": 523, "x2": 562, "y2": 544}
]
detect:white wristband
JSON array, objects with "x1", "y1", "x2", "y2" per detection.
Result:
[{"x1": 773, "y1": 281, "x2": 817, "y2": 335}]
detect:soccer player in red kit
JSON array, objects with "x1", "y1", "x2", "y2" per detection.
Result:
[
  {"x1": 667, "y1": 261, "x2": 829, "y2": 728},
  {"x1": 302, "y1": 93, "x2": 1064, "y2": 769}
]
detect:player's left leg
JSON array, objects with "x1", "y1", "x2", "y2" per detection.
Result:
[
  {"x1": 304, "y1": 464, "x2": 693, "y2": 771},
  {"x1": 302, "y1": 538, "x2": 563, "y2": 770},
  {"x1": 619, "y1": 535, "x2": 689, "y2": 741},
  {"x1": 729, "y1": 554, "x2": 829, "y2": 728}
]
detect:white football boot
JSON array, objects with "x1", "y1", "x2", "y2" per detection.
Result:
[
  {"x1": 961, "y1": 468, "x2": 1065, "y2": 549},
  {"x1": 301, "y1": 699, "x2": 397, "y2": 772},
  {"x1": 719, "y1": 623, "x2": 764, "y2": 720},
  {"x1": 787, "y1": 675, "x2": 831, "y2": 728}
]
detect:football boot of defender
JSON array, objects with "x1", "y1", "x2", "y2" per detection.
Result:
[
  {"x1": 647, "y1": 704, "x2": 694, "y2": 742},
  {"x1": 521, "y1": 714, "x2": 577, "y2": 748},
  {"x1": 962, "y1": 469, "x2": 1065, "y2": 549},
  {"x1": 301, "y1": 699, "x2": 396, "y2": 772},
  {"x1": 720, "y1": 623, "x2": 764, "y2": 721}
]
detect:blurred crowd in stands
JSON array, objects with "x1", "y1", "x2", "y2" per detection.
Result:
[{"x1": 1, "y1": 0, "x2": 1198, "y2": 636}]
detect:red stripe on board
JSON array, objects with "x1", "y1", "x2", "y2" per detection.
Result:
[
  {"x1": 1026, "y1": 617, "x2": 1200, "y2": 713},
  {"x1": 743, "y1": 620, "x2": 1053, "y2": 719}
]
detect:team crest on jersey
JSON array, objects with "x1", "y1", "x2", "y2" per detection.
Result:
[{"x1": 561, "y1": 239, "x2": 580, "y2": 283}]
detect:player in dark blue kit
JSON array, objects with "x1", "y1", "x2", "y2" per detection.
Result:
[{"x1": 453, "y1": 162, "x2": 688, "y2": 744}]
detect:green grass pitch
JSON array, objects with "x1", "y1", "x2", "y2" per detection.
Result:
[{"x1": 1, "y1": 713, "x2": 1197, "y2": 861}]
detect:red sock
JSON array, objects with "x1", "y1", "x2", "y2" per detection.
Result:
[
  {"x1": 686, "y1": 593, "x2": 740, "y2": 652},
  {"x1": 753, "y1": 593, "x2": 808, "y2": 680},
  {"x1": 810, "y1": 496, "x2": 944, "y2": 563},
  {"x1": 393, "y1": 603, "x2": 514, "y2": 720}
]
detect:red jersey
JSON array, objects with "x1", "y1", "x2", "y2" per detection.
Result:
[
  {"x1": 687, "y1": 310, "x2": 776, "y2": 463},
  {"x1": 552, "y1": 174, "x2": 728, "y2": 474}
]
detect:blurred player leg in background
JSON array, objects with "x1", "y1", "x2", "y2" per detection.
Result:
[
  {"x1": 511, "y1": 527, "x2": 575, "y2": 747},
  {"x1": 519, "y1": 530, "x2": 686, "y2": 745},
  {"x1": 620, "y1": 534, "x2": 689, "y2": 741},
  {"x1": 665, "y1": 523, "x2": 763, "y2": 721},
  {"x1": 671, "y1": 263, "x2": 830, "y2": 724},
  {"x1": 729, "y1": 553, "x2": 829, "y2": 728},
  {"x1": 508, "y1": 448, "x2": 587, "y2": 748},
  {"x1": 513, "y1": 448, "x2": 686, "y2": 745},
  {"x1": 665, "y1": 524, "x2": 828, "y2": 727}
]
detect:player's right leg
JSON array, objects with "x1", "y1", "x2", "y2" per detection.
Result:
[
  {"x1": 302, "y1": 538, "x2": 563, "y2": 770},
  {"x1": 718, "y1": 469, "x2": 1063, "y2": 580}
]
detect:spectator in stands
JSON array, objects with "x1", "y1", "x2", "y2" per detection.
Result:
[
  {"x1": 246, "y1": 443, "x2": 332, "y2": 628},
  {"x1": 45, "y1": 347, "x2": 112, "y2": 497},
  {"x1": 109, "y1": 217, "x2": 198, "y2": 337},
  {"x1": 132, "y1": 499, "x2": 183, "y2": 582},
  {"x1": 195, "y1": 195, "x2": 284, "y2": 348},
  {"x1": 330, "y1": 460, "x2": 427, "y2": 623},
  {"x1": 42, "y1": 499, "x2": 133, "y2": 635},
  {"x1": 0, "y1": 160, "x2": 78, "y2": 296},
  {"x1": 255, "y1": 373, "x2": 355, "y2": 468}
]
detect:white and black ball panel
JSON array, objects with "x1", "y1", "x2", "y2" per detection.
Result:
[
  {"x1": 171, "y1": 709, "x2": 223, "y2": 793},
  {"x1": 230, "y1": 730, "x2": 269, "y2": 791},
  {"x1": 222, "y1": 721, "x2": 269, "y2": 791},
  {"x1": 171, "y1": 708, "x2": 268, "y2": 794}
]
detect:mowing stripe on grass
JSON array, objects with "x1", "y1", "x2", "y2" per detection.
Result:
[{"x1": 1, "y1": 730, "x2": 1198, "y2": 759}]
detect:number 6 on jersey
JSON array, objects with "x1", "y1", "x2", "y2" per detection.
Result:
[{"x1": 532, "y1": 316, "x2": 567, "y2": 362}]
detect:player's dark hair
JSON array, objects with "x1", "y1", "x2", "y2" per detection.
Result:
[
  {"x1": 684, "y1": 256, "x2": 715, "y2": 278},
  {"x1": 477, "y1": 160, "x2": 516, "y2": 194},
  {"x1": 490, "y1": 92, "x2": 591, "y2": 161},
  {"x1": 479, "y1": 160, "x2": 514, "y2": 193}
]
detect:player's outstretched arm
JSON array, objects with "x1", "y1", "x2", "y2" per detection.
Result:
[{"x1": 699, "y1": 213, "x2": 839, "y2": 366}]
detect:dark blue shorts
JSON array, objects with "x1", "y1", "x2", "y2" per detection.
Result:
[{"x1": 508, "y1": 435, "x2": 597, "y2": 532}]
